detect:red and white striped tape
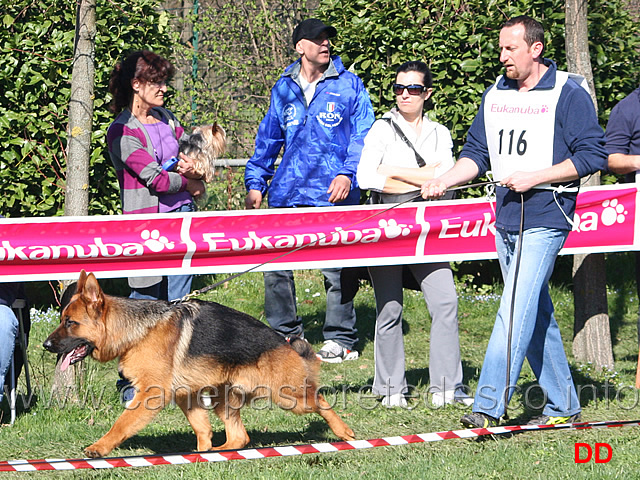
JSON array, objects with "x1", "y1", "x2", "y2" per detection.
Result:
[{"x1": 1, "y1": 419, "x2": 637, "y2": 472}]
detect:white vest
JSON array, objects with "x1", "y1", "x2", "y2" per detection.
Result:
[{"x1": 484, "y1": 70, "x2": 589, "y2": 188}]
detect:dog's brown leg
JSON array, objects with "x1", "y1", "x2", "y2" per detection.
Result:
[
  {"x1": 175, "y1": 394, "x2": 214, "y2": 451},
  {"x1": 313, "y1": 393, "x2": 356, "y2": 441},
  {"x1": 210, "y1": 395, "x2": 250, "y2": 450},
  {"x1": 84, "y1": 392, "x2": 164, "y2": 458},
  {"x1": 284, "y1": 386, "x2": 355, "y2": 442}
]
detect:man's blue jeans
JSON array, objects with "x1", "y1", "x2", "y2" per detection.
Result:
[
  {"x1": 473, "y1": 227, "x2": 581, "y2": 419},
  {"x1": 264, "y1": 268, "x2": 358, "y2": 350},
  {"x1": 0, "y1": 305, "x2": 18, "y2": 403}
]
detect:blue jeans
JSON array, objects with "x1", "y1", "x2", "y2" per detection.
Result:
[
  {"x1": 0, "y1": 305, "x2": 18, "y2": 403},
  {"x1": 130, "y1": 202, "x2": 194, "y2": 301},
  {"x1": 473, "y1": 227, "x2": 581, "y2": 419},
  {"x1": 263, "y1": 268, "x2": 358, "y2": 350}
]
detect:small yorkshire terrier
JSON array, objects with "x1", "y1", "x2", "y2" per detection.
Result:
[{"x1": 179, "y1": 123, "x2": 227, "y2": 183}]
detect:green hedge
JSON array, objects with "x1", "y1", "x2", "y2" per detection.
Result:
[
  {"x1": 0, "y1": 1, "x2": 175, "y2": 217},
  {"x1": 319, "y1": 0, "x2": 640, "y2": 195}
]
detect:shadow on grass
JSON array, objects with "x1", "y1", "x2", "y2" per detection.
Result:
[
  {"x1": 299, "y1": 301, "x2": 377, "y2": 351},
  {"x1": 119, "y1": 419, "x2": 337, "y2": 455},
  {"x1": 618, "y1": 352, "x2": 639, "y2": 364},
  {"x1": 0, "y1": 391, "x2": 36, "y2": 426},
  {"x1": 343, "y1": 360, "x2": 477, "y2": 399},
  {"x1": 507, "y1": 367, "x2": 633, "y2": 425}
]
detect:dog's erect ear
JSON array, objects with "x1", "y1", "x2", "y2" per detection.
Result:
[
  {"x1": 211, "y1": 123, "x2": 227, "y2": 156},
  {"x1": 76, "y1": 270, "x2": 89, "y2": 293},
  {"x1": 213, "y1": 122, "x2": 225, "y2": 136},
  {"x1": 81, "y1": 272, "x2": 104, "y2": 304}
]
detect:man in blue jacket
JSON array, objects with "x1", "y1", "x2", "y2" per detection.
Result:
[{"x1": 245, "y1": 18, "x2": 374, "y2": 362}]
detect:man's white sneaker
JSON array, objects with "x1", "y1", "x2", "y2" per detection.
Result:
[
  {"x1": 431, "y1": 389, "x2": 474, "y2": 407},
  {"x1": 382, "y1": 393, "x2": 408, "y2": 408},
  {"x1": 316, "y1": 340, "x2": 359, "y2": 363}
]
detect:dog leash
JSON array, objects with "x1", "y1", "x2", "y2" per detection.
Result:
[
  {"x1": 180, "y1": 175, "x2": 583, "y2": 302},
  {"x1": 172, "y1": 180, "x2": 502, "y2": 303},
  {"x1": 503, "y1": 192, "x2": 524, "y2": 421}
]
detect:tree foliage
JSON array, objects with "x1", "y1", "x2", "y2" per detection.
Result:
[
  {"x1": 161, "y1": 0, "x2": 315, "y2": 211},
  {"x1": 0, "y1": 1, "x2": 174, "y2": 217},
  {"x1": 319, "y1": 0, "x2": 640, "y2": 156},
  {"x1": 168, "y1": 0, "x2": 313, "y2": 157}
]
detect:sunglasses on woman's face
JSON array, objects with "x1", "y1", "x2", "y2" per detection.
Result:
[{"x1": 392, "y1": 84, "x2": 426, "y2": 95}]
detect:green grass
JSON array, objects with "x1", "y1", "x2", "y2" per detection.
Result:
[{"x1": 2, "y1": 252, "x2": 640, "y2": 478}]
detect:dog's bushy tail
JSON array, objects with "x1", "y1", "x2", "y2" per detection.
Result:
[{"x1": 289, "y1": 337, "x2": 316, "y2": 362}]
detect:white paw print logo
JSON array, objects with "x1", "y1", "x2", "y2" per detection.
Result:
[
  {"x1": 378, "y1": 219, "x2": 411, "y2": 238},
  {"x1": 601, "y1": 199, "x2": 627, "y2": 226},
  {"x1": 141, "y1": 229, "x2": 175, "y2": 252}
]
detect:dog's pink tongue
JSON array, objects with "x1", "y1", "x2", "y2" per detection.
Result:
[{"x1": 60, "y1": 352, "x2": 72, "y2": 372}]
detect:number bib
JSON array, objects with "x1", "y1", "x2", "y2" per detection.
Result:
[{"x1": 484, "y1": 71, "x2": 572, "y2": 186}]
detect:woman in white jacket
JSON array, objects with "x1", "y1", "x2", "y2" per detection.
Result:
[{"x1": 357, "y1": 61, "x2": 472, "y2": 408}]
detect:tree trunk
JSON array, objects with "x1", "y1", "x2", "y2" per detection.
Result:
[
  {"x1": 566, "y1": 0, "x2": 614, "y2": 369},
  {"x1": 161, "y1": 0, "x2": 200, "y2": 124},
  {"x1": 572, "y1": 251, "x2": 614, "y2": 368},
  {"x1": 65, "y1": 0, "x2": 95, "y2": 216},
  {"x1": 54, "y1": 0, "x2": 97, "y2": 401}
]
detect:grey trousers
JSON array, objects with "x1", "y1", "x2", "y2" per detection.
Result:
[{"x1": 369, "y1": 262, "x2": 463, "y2": 396}]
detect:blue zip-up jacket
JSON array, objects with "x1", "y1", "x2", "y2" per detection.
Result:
[
  {"x1": 245, "y1": 56, "x2": 374, "y2": 207},
  {"x1": 460, "y1": 59, "x2": 607, "y2": 231},
  {"x1": 605, "y1": 86, "x2": 640, "y2": 183}
]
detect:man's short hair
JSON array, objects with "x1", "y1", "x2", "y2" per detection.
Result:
[{"x1": 502, "y1": 15, "x2": 545, "y2": 51}]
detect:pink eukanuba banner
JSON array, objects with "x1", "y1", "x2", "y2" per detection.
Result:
[{"x1": 0, "y1": 184, "x2": 636, "y2": 281}]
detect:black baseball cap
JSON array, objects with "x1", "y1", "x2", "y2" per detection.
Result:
[{"x1": 292, "y1": 18, "x2": 337, "y2": 46}]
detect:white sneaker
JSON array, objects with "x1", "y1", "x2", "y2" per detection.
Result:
[
  {"x1": 431, "y1": 389, "x2": 474, "y2": 407},
  {"x1": 382, "y1": 393, "x2": 407, "y2": 408},
  {"x1": 316, "y1": 340, "x2": 359, "y2": 363}
]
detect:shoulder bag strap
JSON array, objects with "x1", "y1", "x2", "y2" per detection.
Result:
[{"x1": 381, "y1": 117, "x2": 426, "y2": 167}]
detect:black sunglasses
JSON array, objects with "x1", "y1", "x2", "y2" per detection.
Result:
[{"x1": 392, "y1": 83, "x2": 427, "y2": 95}]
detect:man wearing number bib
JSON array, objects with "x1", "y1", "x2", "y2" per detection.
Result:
[{"x1": 421, "y1": 15, "x2": 607, "y2": 428}]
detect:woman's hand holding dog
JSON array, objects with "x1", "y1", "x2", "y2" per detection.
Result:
[
  {"x1": 177, "y1": 152, "x2": 202, "y2": 179},
  {"x1": 177, "y1": 152, "x2": 206, "y2": 198}
]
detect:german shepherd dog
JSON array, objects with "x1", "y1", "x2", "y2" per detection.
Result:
[{"x1": 43, "y1": 271, "x2": 355, "y2": 458}]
